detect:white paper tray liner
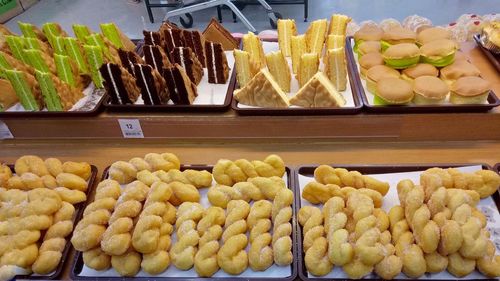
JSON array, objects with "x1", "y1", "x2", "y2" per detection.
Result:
[
  {"x1": 79, "y1": 171, "x2": 292, "y2": 278},
  {"x1": 133, "y1": 51, "x2": 235, "y2": 106},
  {"x1": 237, "y1": 41, "x2": 356, "y2": 109},
  {"x1": 297, "y1": 165, "x2": 500, "y2": 279}
]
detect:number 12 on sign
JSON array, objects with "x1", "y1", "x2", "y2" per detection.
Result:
[{"x1": 118, "y1": 119, "x2": 144, "y2": 138}]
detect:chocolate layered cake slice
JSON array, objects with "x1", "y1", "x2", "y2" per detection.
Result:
[
  {"x1": 182, "y1": 30, "x2": 206, "y2": 67},
  {"x1": 99, "y1": 63, "x2": 140, "y2": 104},
  {"x1": 143, "y1": 44, "x2": 171, "y2": 71},
  {"x1": 205, "y1": 41, "x2": 230, "y2": 84},
  {"x1": 170, "y1": 46, "x2": 203, "y2": 85},
  {"x1": 163, "y1": 28, "x2": 183, "y2": 59},
  {"x1": 143, "y1": 30, "x2": 163, "y2": 47},
  {"x1": 118, "y1": 49, "x2": 144, "y2": 76},
  {"x1": 133, "y1": 63, "x2": 168, "y2": 105},
  {"x1": 162, "y1": 63, "x2": 198, "y2": 105}
]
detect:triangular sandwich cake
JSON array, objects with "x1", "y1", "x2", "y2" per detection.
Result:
[
  {"x1": 325, "y1": 48, "x2": 347, "y2": 91},
  {"x1": 205, "y1": 41, "x2": 229, "y2": 84},
  {"x1": 328, "y1": 14, "x2": 351, "y2": 35},
  {"x1": 35, "y1": 70, "x2": 82, "y2": 111},
  {"x1": 265, "y1": 50, "x2": 291, "y2": 92},
  {"x1": 290, "y1": 71, "x2": 346, "y2": 108},
  {"x1": 163, "y1": 28, "x2": 183, "y2": 59},
  {"x1": 233, "y1": 49, "x2": 259, "y2": 88},
  {"x1": 4, "y1": 69, "x2": 43, "y2": 111},
  {"x1": 85, "y1": 33, "x2": 121, "y2": 64},
  {"x1": 83, "y1": 45, "x2": 105, "y2": 88},
  {"x1": 18, "y1": 22, "x2": 47, "y2": 42},
  {"x1": 143, "y1": 30, "x2": 163, "y2": 47},
  {"x1": 53, "y1": 53, "x2": 88, "y2": 91},
  {"x1": 23, "y1": 48, "x2": 57, "y2": 76},
  {"x1": 64, "y1": 37, "x2": 89, "y2": 75},
  {"x1": 0, "y1": 51, "x2": 35, "y2": 77},
  {"x1": 326, "y1": 34, "x2": 346, "y2": 50},
  {"x1": 297, "y1": 52, "x2": 319, "y2": 87},
  {"x1": 99, "y1": 63, "x2": 140, "y2": 105},
  {"x1": 133, "y1": 64, "x2": 168, "y2": 105},
  {"x1": 182, "y1": 30, "x2": 206, "y2": 67},
  {"x1": 100, "y1": 23, "x2": 136, "y2": 52},
  {"x1": 171, "y1": 46, "x2": 203, "y2": 85},
  {"x1": 162, "y1": 64, "x2": 198, "y2": 105},
  {"x1": 277, "y1": 19, "x2": 297, "y2": 57},
  {"x1": 305, "y1": 19, "x2": 327, "y2": 54},
  {"x1": 143, "y1": 44, "x2": 171, "y2": 71},
  {"x1": 290, "y1": 35, "x2": 307, "y2": 74},
  {"x1": 242, "y1": 31, "x2": 266, "y2": 68},
  {"x1": 202, "y1": 18, "x2": 238, "y2": 51},
  {"x1": 234, "y1": 68, "x2": 289, "y2": 108},
  {"x1": 118, "y1": 48, "x2": 144, "y2": 76},
  {"x1": 72, "y1": 24, "x2": 93, "y2": 44}
]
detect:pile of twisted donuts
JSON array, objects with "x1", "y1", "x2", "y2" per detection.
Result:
[
  {"x1": 0, "y1": 155, "x2": 92, "y2": 278},
  {"x1": 299, "y1": 165, "x2": 500, "y2": 279},
  {"x1": 71, "y1": 153, "x2": 294, "y2": 277}
]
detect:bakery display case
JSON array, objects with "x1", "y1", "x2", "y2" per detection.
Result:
[{"x1": 0, "y1": 5, "x2": 500, "y2": 281}]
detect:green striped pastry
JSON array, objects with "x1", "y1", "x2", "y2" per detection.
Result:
[
  {"x1": 4, "y1": 69, "x2": 40, "y2": 111},
  {"x1": 35, "y1": 70, "x2": 63, "y2": 111},
  {"x1": 100, "y1": 23, "x2": 123, "y2": 49},
  {"x1": 5, "y1": 35, "x2": 29, "y2": 64},
  {"x1": 83, "y1": 44, "x2": 104, "y2": 88},
  {"x1": 23, "y1": 49, "x2": 51, "y2": 73},
  {"x1": 54, "y1": 54, "x2": 76, "y2": 87},
  {"x1": 64, "y1": 37, "x2": 89, "y2": 74},
  {"x1": 85, "y1": 33, "x2": 113, "y2": 62},
  {"x1": 18, "y1": 22, "x2": 38, "y2": 38},
  {"x1": 51, "y1": 36, "x2": 66, "y2": 55},
  {"x1": 73, "y1": 24, "x2": 92, "y2": 43}
]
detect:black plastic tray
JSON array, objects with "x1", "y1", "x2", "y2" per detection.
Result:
[
  {"x1": 294, "y1": 163, "x2": 500, "y2": 281},
  {"x1": 474, "y1": 34, "x2": 500, "y2": 72},
  {"x1": 495, "y1": 163, "x2": 499, "y2": 174},
  {"x1": 4, "y1": 164, "x2": 98, "y2": 280},
  {"x1": 71, "y1": 165, "x2": 298, "y2": 281},
  {"x1": 347, "y1": 37, "x2": 500, "y2": 113},
  {"x1": 232, "y1": 39, "x2": 363, "y2": 116}
]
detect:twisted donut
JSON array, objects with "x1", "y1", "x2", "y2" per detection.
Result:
[
  {"x1": 314, "y1": 165, "x2": 390, "y2": 195},
  {"x1": 213, "y1": 155, "x2": 285, "y2": 186},
  {"x1": 323, "y1": 196, "x2": 353, "y2": 266},
  {"x1": 248, "y1": 200, "x2": 273, "y2": 271},
  {"x1": 195, "y1": 206, "x2": 225, "y2": 277},
  {"x1": 143, "y1": 153, "x2": 180, "y2": 173},
  {"x1": 217, "y1": 233, "x2": 248, "y2": 275},
  {"x1": 298, "y1": 206, "x2": 331, "y2": 276},
  {"x1": 222, "y1": 200, "x2": 249, "y2": 242},
  {"x1": 167, "y1": 181, "x2": 200, "y2": 206},
  {"x1": 272, "y1": 189, "x2": 293, "y2": 266},
  {"x1": 170, "y1": 202, "x2": 203, "y2": 270},
  {"x1": 0, "y1": 164, "x2": 12, "y2": 187},
  {"x1": 14, "y1": 155, "x2": 49, "y2": 177},
  {"x1": 154, "y1": 169, "x2": 213, "y2": 189}
]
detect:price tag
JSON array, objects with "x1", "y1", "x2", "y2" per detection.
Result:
[
  {"x1": 0, "y1": 121, "x2": 14, "y2": 139},
  {"x1": 118, "y1": 119, "x2": 144, "y2": 138}
]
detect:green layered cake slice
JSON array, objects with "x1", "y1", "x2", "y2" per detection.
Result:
[
  {"x1": 35, "y1": 70, "x2": 63, "y2": 111},
  {"x1": 23, "y1": 49, "x2": 52, "y2": 73},
  {"x1": 18, "y1": 22, "x2": 46, "y2": 42},
  {"x1": 4, "y1": 69, "x2": 41, "y2": 111},
  {"x1": 100, "y1": 23, "x2": 135, "y2": 51},
  {"x1": 64, "y1": 37, "x2": 89, "y2": 74},
  {"x1": 54, "y1": 54, "x2": 76, "y2": 87},
  {"x1": 73, "y1": 24, "x2": 93, "y2": 43},
  {"x1": 85, "y1": 33, "x2": 114, "y2": 62},
  {"x1": 83, "y1": 44, "x2": 104, "y2": 88},
  {"x1": 5, "y1": 35, "x2": 29, "y2": 64},
  {"x1": 51, "y1": 36, "x2": 67, "y2": 55}
]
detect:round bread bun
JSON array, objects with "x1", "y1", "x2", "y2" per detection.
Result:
[
  {"x1": 440, "y1": 60, "x2": 481, "y2": 85},
  {"x1": 354, "y1": 25, "x2": 384, "y2": 41},
  {"x1": 401, "y1": 63, "x2": 439, "y2": 81},
  {"x1": 450, "y1": 76, "x2": 490, "y2": 104},
  {"x1": 383, "y1": 43, "x2": 420, "y2": 69},
  {"x1": 416, "y1": 27, "x2": 452, "y2": 45},
  {"x1": 375, "y1": 77, "x2": 414, "y2": 104},
  {"x1": 381, "y1": 27, "x2": 417, "y2": 45},
  {"x1": 359, "y1": 52, "x2": 384, "y2": 78},
  {"x1": 366, "y1": 65, "x2": 400, "y2": 94},
  {"x1": 358, "y1": 41, "x2": 381, "y2": 56},
  {"x1": 420, "y1": 39, "x2": 458, "y2": 67},
  {"x1": 413, "y1": 76, "x2": 449, "y2": 104}
]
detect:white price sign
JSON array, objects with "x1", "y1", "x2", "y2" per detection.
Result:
[
  {"x1": 0, "y1": 121, "x2": 14, "y2": 139},
  {"x1": 118, "y1": 119, "x2": 144, "y2": 138}
]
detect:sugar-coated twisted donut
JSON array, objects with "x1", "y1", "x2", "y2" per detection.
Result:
[
  {"x1": 194, "y1": 207, "x2": 225, "y2": 277},
  {"x1": 0, "y1": 164, "x2": 12, "y2": 187},
  {"x1": 302, "y1": 179, "x2": 384, "y2": 207},
  {"x1": 272, "y1": 189, "x2": 293, "y2": 266},
  {"x1": 111, "y1": 248, "x2": 142, "y2": 277},
  {"x1": 217, "y1": 233, "x2": 248, "y2": 275},
  {"x1": 212, "y1": 154, "x2": 285, "y2": 186},
  {"x1": 167, "y1": 181, "x2": 201, "y2": 206},
  {"x1": 298, "y1": 206, "x2": 332, "y2": 276},
  {"x1": 314, "y1": 165, "x2": 390, "y2": 195},
  {"x1": 222, "y1": 200, "x2": 250, "y2": 242},
  {"x1": 248, "y1": 200, "x2": 273, "y2": 271},
  {"x1": 153, "y1": 169, "x2": 213, "y2": 189},
  {"x1": 170, "y1": 202, "x2": 203, "y2": 270},
  {"x1": 14, "y1": 155, "x2": 49, "y2": 177},
  {"x1": 323, "y1": 196, "x2": 353, "y2": 266}
]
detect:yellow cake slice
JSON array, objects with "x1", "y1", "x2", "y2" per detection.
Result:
[
  {"x1": 297, "y1": 53, "x2": 319, "y2": 87},
  {"x1": 234, "y1": 49, "x2": 259, "y2": 88},
  {"x1": 328, "y1": 14, "x2": 351, "y2": 35},
  {"x1": 265, "y1": 50, "x2": 291, "y2": 92},
  {"x1": 305, "y1": 19, "x2": 327, "y2": 54},
  {"x1": 234, "y1": 68, "x2": 290, "y2": 108},
  {"x1": 290, "y1": 71, "x2": 346, "y2": 107},
  {"x1": 242, "y1": 31, "x2": 266, "y2": 68},
  {"x1": 277, "y1": 19, "x2": 297, "y2": 57},
  {"x1": 326, "y1": 34, "x2": 346, "y2": 50},
  {"x1": 325, "y1": 48, "x2": 347, "y2": 91},
  {"x1": 291, "y1": 35, "x2": 307, "y2": 74}
]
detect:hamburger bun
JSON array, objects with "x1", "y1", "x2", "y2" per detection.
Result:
[
  {"x1": 381, "y1": 27, "x2": 416, "y2": 47},
  {"x1": 420, "y1": 39, "x2": 458, "y2": 67},
  {"x1": 366, "y1": 65, "x2": 400, "y2": 94},
  {"x1": 412, "y1": 76, "x2": 449, "y2": 104},
  {"x1": 353, "y1": 25, "x2": 383, "y2": 52},
  {"x1": 450, "y1": 76, "x2": 490, "y2": 104},
  {"x1": 383, "y1": 43, "x2": 420, "y2": 69},
  {"x1": 416, "y1": 27, "x2": 452, "y2": 45},
  {"x1": 401, "y1": 63, "x2": 439, "y2": 81},
  {"x1": 375, "y1": 77, "x2": 414, "y2": 104}
]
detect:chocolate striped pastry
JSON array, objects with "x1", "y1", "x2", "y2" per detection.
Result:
[
  {"x1": 163, "y1": 28, "x2": 183, "y2": 59},
  {"x1": 171, "y1": 46, "x2": 203, "y2": 85},
  {"x1": 205, "y1": 41, "x2": 229, "y2": 84},
  {"x1": 99, "y1": 63, "x2": 140, "y2": 104},
  {"x1": 133, "y1": 63, "x2": 168, "y2": 105},
  {"x1": 118, "y1": 49, "x2": 144, "y2": 76},
  {"x1": 182, "y1": 30, "x2": 206, "y2": 67},
  {"x1": 143, "y1": 30, "x2": 163, "y2": 47},
  {"x1": 162, "y1": 64, "x2": 197, "y2": 105},
  {"x1": 143, "y1": 44, "x2": 171, "y2": 71}
]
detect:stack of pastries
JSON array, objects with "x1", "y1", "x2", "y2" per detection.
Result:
[
  {"x1": 0, "y1": 155, "x2": 92, "y2": 279},
  {"x1": 354, "y1": 23, "x2": 491, "y2": 105},
  {"x1": 234, "y1": 14, "x2": 351, "y2": 108},
  {"x1": 70, "y1": 153, "x2": 295, "y2": 277},
  {"x1": 299, "y1": 165, "x2": 500, "y2": 279}
]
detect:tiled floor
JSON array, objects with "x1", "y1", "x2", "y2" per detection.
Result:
[{"x1": 5, "y1": 0, "x2": 500, "y2": 38}]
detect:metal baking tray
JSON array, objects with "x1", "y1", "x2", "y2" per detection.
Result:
[{"x1": 474, "y1": 34, "x2": 500, "y2": 73}]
